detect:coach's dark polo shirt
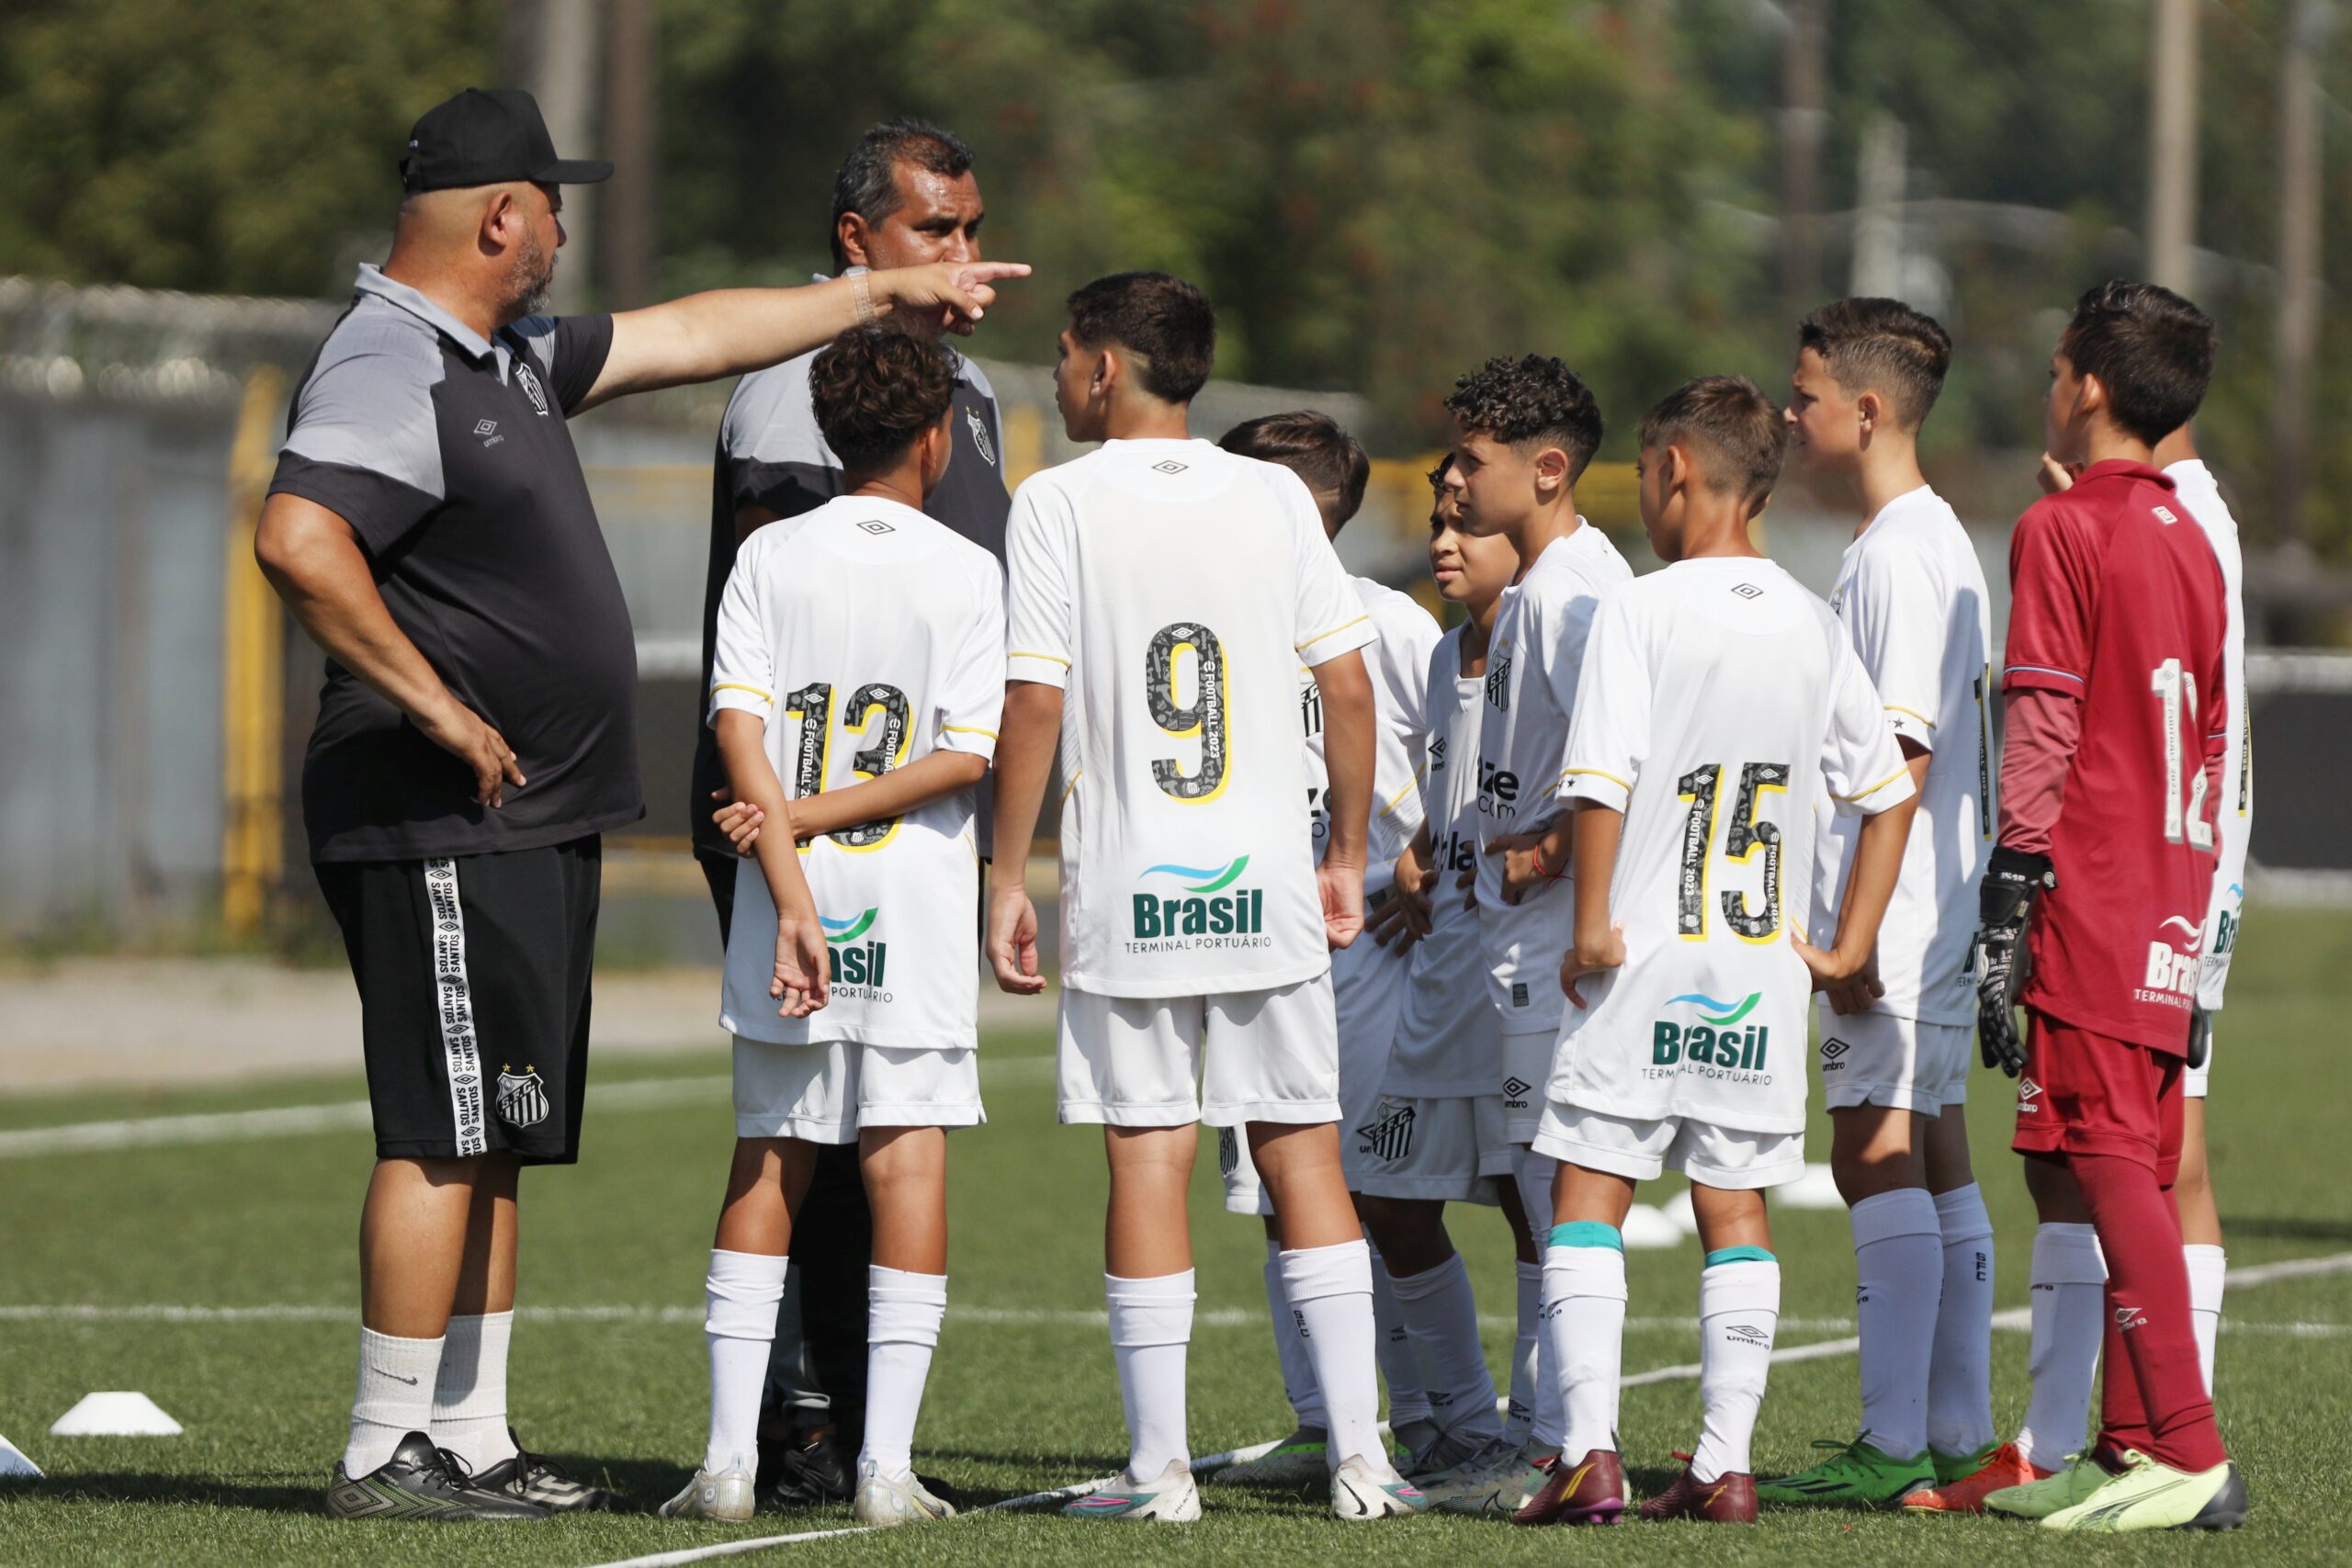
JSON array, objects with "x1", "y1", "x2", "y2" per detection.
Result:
[
  {"x1": 268, "y1": 265, "x2": 645, "y2": 863},
  {"x1": 689, "y1": 310, "x2": 1009, "y2": 859}
]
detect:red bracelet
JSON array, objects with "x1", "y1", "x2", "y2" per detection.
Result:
[{"x1": 1532, "y1": 842, "x2": 1568, "y2": 880}]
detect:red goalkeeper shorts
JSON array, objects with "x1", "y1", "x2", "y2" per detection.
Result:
[{"x1": 2011, "y1": 1010, "x2": 2183, "y2": 1186}]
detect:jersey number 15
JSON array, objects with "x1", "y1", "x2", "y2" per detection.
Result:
[{"x1": 1676, "y1": 761, "x2": 1791, "y2": 942}]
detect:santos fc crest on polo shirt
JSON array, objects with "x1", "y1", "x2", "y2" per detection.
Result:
[{"x1": 496, "y1": 1064, "x2": 550, "y2": 1127}]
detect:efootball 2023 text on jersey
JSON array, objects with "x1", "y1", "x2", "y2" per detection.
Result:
[
  {"x1": 1003, "y1": 438, "x2": 1375, "y2": 998},
  {"x1": 707, "y1": 494, "x2": 1005, "y2": 1049},
  {"x1": 2004, "y1": 461, "x2": 2227, "y2": 1055},
  {"x1": 1810, "y1": 485, "x2": 1994, "y2": 1027},
  {"x1": 1553, "y1": 558, "x2": 1913, "y2": 1135},
  {"x1": 1474, "y1": 525, "x2": 1635, "y2": 1034}
]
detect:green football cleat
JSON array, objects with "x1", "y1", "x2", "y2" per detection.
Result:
[
  {"x1": 1214, "y1": 1427, "x2": 1328, "y2": 1486},
  {"x1": 2041, "y1": 1453, "x2": 2246, "y2": 1533},
  {"x1": 1984, "y1": 1450, "x2": 2127, "y2": 1519},
  {"x1": 1931, "y1": 1440, "x2": 2003, "y2": 1484},
  {"x1": 1755, "y1": 1437, "x2": 1933, "y2": 1507}
]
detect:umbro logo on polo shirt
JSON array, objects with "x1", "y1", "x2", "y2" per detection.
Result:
[
  {"x1": 1733, "y1": 582, "x2": 1762, "y2": 599},
  {"x1": 1152, "y1": 460, "x2": 1188, "y2": 474},
  {"x1": 858, "y1": 520, "x2": 896, "y2": 535}
]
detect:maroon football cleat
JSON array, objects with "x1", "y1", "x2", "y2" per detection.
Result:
[
  {"x1": 1638, "y1": 1459, "x2": 1758, "y2": 1523},
  {"x1": 1511, "y1": 1448, "x2": 1626, "y2": 1527}
]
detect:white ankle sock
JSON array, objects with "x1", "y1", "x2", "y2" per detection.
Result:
[
  {"x1": 1278, "y1": 1241, "x2": 1390, "y2": 1476},
  {"x1": 1107, "y1": 1270, "x2": 1194, "y2": 1480},
  {"x1": 1505, "y1": 1259, "x2": 1543, "y2": 1448},
  {"x1": 1386, "y1": 1250, "x2": 1501, "y2": 1441},
  {"x1": 1262, "y1": 1239, "x2": 1325, "y2": 1431},
  {"x1": 2185, "y1": 1243, "x2": 2226, "y2": 1397},
  {"x1": 1928, "y1": 1183, "x2": 1997, "y2": 1458},
  {"x1": 345, "y1": 1327, "x2": 444, "y2": 1477},
  {"x1": 1543, "y1": 1224, "x2": 1625, "y2": 1461},
  {"x1": 431, "y1": 1311, "x2": 518, "y2": 1472},
  {"x1": 1693, "y1": 1250, "x2": 1779, "y2": 1483},
  {"x1": 2015, "y1": 1222, "x2": 2106, "y2": 1472},
  {"x1": 1850, "y1": 1188, "x2": 1941, "y2": 1460},
  {"x1": 1367, "y1": 1244, "x2": 1431, "y2": 1429},
  {"x1": 861, "y1": 1266, "x2": 946, "y2": 1479},
  {"x1": 704, "y1": 1249, "x2": 787, "y2": 1475}
]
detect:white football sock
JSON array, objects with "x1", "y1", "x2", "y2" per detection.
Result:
[
  {"x1": 431, "y1": 1310, "x2": 518, "y2": 1472},
  {"x1": 1386, "y1": 1250, "x2": 1501, "y2": 1441},
  {"x1": 861, "y1": 1267, "x2": 946, "y2": 1479},
  {"x1": 2185, "y1": 1243, "x2": 2226, "y2": 1397},
  {"x1": 1262, "y1": 1239, "x2": 1326, "y2": 1430},
  {"x1": 1543, "y1": 1224, "x2": 1626, "y2": 1461},
  {"x1": 2014, "y1": 1222, "x2": 2106, "y2": 1472},
  {"x1": 345, "y1": 1326, "x2": 444, "y2": 1477},
  {"x1": 1692, "y1": 1250, "x2": 1779, "y2": 1483},
  {"x1": 1511, "y1": 1147, "x2": 1556, "y2": 1247},
  {"x1": 1850, "y1": 1188, "x2": 1941, "y2": 1460},
  {"x1": 1367, "y1": 1243, "x2": 1431, "y2": 1429},
  {"x1": 1504, "y1": 1259, "x2": 1542, "y2": 1448},
  {"x1": 1107, "y1": 1270, "x2": 1194, "y2": 1480},
  {"x1": 1928, "y1": 1183, "x2": 1997, "y2": 1459},
  {"x1": 1279, "y1": 1241, "x2": 1391, "y2": 1477},
  {"x1": 703, "y1": 1248, "x2": 787, "y2": 1475},
  {"x1": 1514, "y1": 1149, "x2": 1567, "y2": 1447}
]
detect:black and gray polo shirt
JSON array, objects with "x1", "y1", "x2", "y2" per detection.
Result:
[
  {"x1": 690, "y1": 324, "x2": 1009, "y2": 858},
  {"x1": 269, "y1": 265, "x2": 645, "y2": 863}
]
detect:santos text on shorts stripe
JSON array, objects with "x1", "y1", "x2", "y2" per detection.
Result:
[{"x1": 423, "y1": 858, "x2": 489, "y2": 1156}]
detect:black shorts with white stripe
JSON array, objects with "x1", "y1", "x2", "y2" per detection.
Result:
[{"x1": 316, "y1": 836, "x2": 600, "y2": 1164}]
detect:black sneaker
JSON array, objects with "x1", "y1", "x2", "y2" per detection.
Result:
[
  {"x1": 471, "y1": 1427, "x2": 635, "y2": 1513},
  {"x1": 325, "y1": 1431, "x2": 548, "y2": 1520},
  {"x1": 761, "y1": 1423, "x2": 852, "y2": 1507}
]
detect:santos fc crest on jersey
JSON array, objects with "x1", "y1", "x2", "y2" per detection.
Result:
[{"x1": 496, "y1": 1065, "x2": 550, "y2": 1128}]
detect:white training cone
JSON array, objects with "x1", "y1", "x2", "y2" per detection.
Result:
[
  {"x1": 1620, "y1": 1202, "x2": 1685, "y2": 1249},
  {"x1": 0, "y1": 1433, "x2": 40, "y2": 1476},
  {"x1": 1777, "y1": 1163, "x2": 1846, "y2": 1212},
  {"x1": 50, "y1": 1392, "x2": 182, "y2": 1437}
]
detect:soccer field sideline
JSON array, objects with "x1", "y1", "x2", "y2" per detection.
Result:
[{"x1": 553, "y1": 1248, "x2": 2352, "y2": 1568}]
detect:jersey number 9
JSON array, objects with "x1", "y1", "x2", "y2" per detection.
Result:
[{"x1": 1146, "y1": 622, "x2": 1230, "y2": 803}]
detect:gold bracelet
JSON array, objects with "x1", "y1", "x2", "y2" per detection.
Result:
[{"x1": 851, "y1": 272, "x2": 876, "y2": 324}]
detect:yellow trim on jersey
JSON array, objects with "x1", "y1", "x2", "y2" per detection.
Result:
[
  {"x1": 710, "y1": 682, "x2": 773, "y2": 702},
  {"x1": 1883, "y1": 704, "x2": 1939, "y2": 732},
  {"x1": 1837, "y1": 764, "x2": 1911, "y2": 804},
  {"x1": 1374, "y1": 778, "x2": 1419, "y2": 818},
  {"x1": 1296, "y1": 613, "x2": 1371, "y2": 653},
  {"x1": 942, "y1": 724, "x2": 1000, "y2": 740},
  {"x1": 1561, "y1": 766, "x2": 1633, "y2": 794},
  {"x1": 1009, "y1": 649, "x2": 1072, "y2": 668},
  {"x1": 1062, "y1": 768, "x2": 1084, "y2": 803}
]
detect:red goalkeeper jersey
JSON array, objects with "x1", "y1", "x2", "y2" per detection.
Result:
[{"x1": 2003, "y1": 459, "x2": 2227, "y2": 1055}]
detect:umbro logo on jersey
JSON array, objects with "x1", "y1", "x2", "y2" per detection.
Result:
[
  {"x1": 2153, "y1": 504, "x2": 2178, "y2": 525},
  {"x1": 858, "y1": 520, "x2": 897, "y2": 535},
  {"x1": 2018, "y1": 1077, "x2": 2043, "y2": 1112},
  {"x1": 2114, "y1": 1304, "x2": 2148, "y2": 1332},
  {"x1": 1428, "y1": 736, "x2": 1447, "y2": 770},
  {"x1": 473, "y1": 419, "x2": 498, "y2": 437},
  {"x1": 966, "y1": 405, "x2": 997, "y2": 466},
  {"x1": 1152, "y1": 459, "x2": 1188, "y2": 474},
  {"x1": 1356, "y1": 1101, "x2": 1415, "y2": 1163},
  {"x1": 1732, "y1": 582, "x2": 1762, "y2": 599}
]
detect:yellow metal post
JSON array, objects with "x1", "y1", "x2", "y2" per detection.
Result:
[{"x1": 220, "y1": 367, "x2": 286, "y2": 937}]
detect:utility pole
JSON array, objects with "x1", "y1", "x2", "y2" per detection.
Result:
[
  {"x1": 2145, "y1": 0, "x2": 2199, "y2": 293},
  {"x1": 1779, "y1": 0, "x2": 1828, "y2": 318},
  {"x1": 2274, "y1": 0, "x2": 2329, "y2": 553},
  {"x1": 504, "y1": 0, "x2": 603, "y2": 311},
  {"x1": 603, "y1": 0, "x2": 659, "y2": 311},
  {"x1": 1850, "y1": 112, "x2": 1907, "y2": 299}
]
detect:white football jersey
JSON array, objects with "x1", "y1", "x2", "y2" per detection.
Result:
[
  {"x1": 1004, "y1": 438, "x2": 1375, "y2": 998},
  {"x1": 1553, "y1": 558, "x2": 1913, "y2": 1134},
  {"x1": 1387, "y1": 625, "x2": 1499, "y2": 1097},
  {"x1": 1305, "y1": 577, "x2": 1441, "y2": 893},
  {"x1": 1807, "y1": 487, "x2": 1993, "y2": 1025},
  {"x1": 707, "y1": 495, "x2": 1005, "y2": 1048},
  {"x1": 1474, "y1": 524, "x2": 1634, "y2": 1033},
  {"x1": 2168, "y1": 459, "x2": 2250, "y2": 1010}
]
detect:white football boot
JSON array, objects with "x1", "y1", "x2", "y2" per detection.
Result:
[
  {"x1": 1060, "y1": 1458, "x2": 1203, "y2": 1522},
  {"x1": 852, "y1": 1460, "x2": 956, "y2": 1526},
  {"x1": 1331, "y1": 1452, "x2": 1427, "y2": 1520},
  {"x1": 657, "y1": 1453, "x2": 756, "y2": 1521}
]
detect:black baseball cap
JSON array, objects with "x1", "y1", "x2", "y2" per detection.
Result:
[{"x1": 400, "y1": 87, "x2": 613, "y2": 193}]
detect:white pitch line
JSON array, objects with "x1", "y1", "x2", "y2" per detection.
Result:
[{"x1": 0, "y1": 1059, "x2": 1058, "y2": 1159}]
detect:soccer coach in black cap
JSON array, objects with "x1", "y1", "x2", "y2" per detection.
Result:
[{"x1": 255, "y1": 87, "x2": 1024, "y2": 1520}]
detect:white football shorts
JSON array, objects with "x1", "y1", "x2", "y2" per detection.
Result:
[
  {"x1": 1221, "y1": 939, "x2": 1405, "y2": 1213},
  {"x1": 732, "y1": 1036, "x2": 984, "y2": 1143},
  {"x1": 1533, "y1": 1102, "x2": 1806, "y2": 1190},
  {"x1": 1057, "y1": 974, "x2": 1340, "y2": 1129},
  {"x1": 1815, "y1": 1005, "x2": 1972, "y2": 1115}
]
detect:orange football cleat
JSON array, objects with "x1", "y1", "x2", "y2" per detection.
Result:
[{"x1": 1905, "y1": 1441, "x2": 2052, "y2": 1513}]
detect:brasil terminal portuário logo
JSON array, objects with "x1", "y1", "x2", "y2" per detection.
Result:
[
  {"x1": 1652, "y1": 989, "x2": 1770, "y2": 1072},
  {"x1": 1132, "y1": 854, "x2": 1266, "y2": 941},
  {"x1": 820, "y1": 907, "x2": 887, "y2": 987}
]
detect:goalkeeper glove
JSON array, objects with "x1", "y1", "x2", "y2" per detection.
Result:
[
  {"x1": 1973, "y1": 845, "x2": 2053, "y2": 1077},
  {"x1": 2187, "y1": 1003, "x2": 2211, "y2": 1071}
]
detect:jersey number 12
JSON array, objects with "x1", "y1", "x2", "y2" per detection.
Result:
[
  {"x1": 2150, "y1": 658, "x2": 2214, "y2": 851},
  {"x1": 783, "y1": 681, "x2": 912, "y2": 850}
]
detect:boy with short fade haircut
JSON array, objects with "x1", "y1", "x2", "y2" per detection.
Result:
[
  {"x1": 988, "y1": 272, "x2": 1422, "y2": 1522},
  {"x1": 1517, "y1": 378, "x2": 1917, "y2": 1527},
  {"x1": 1211, "y1": 412, "x2": 1457, "y2": 1484},
  {"x1": 1762, "y1": 297, "x2": 2001, "y2": 1509},
  {"x1": 667, "y1": 324, "x2": 1004, "y2": 1528},
  {"x1": 1974, "y1": 281, "x2": 2244, "y2": 1533}
]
